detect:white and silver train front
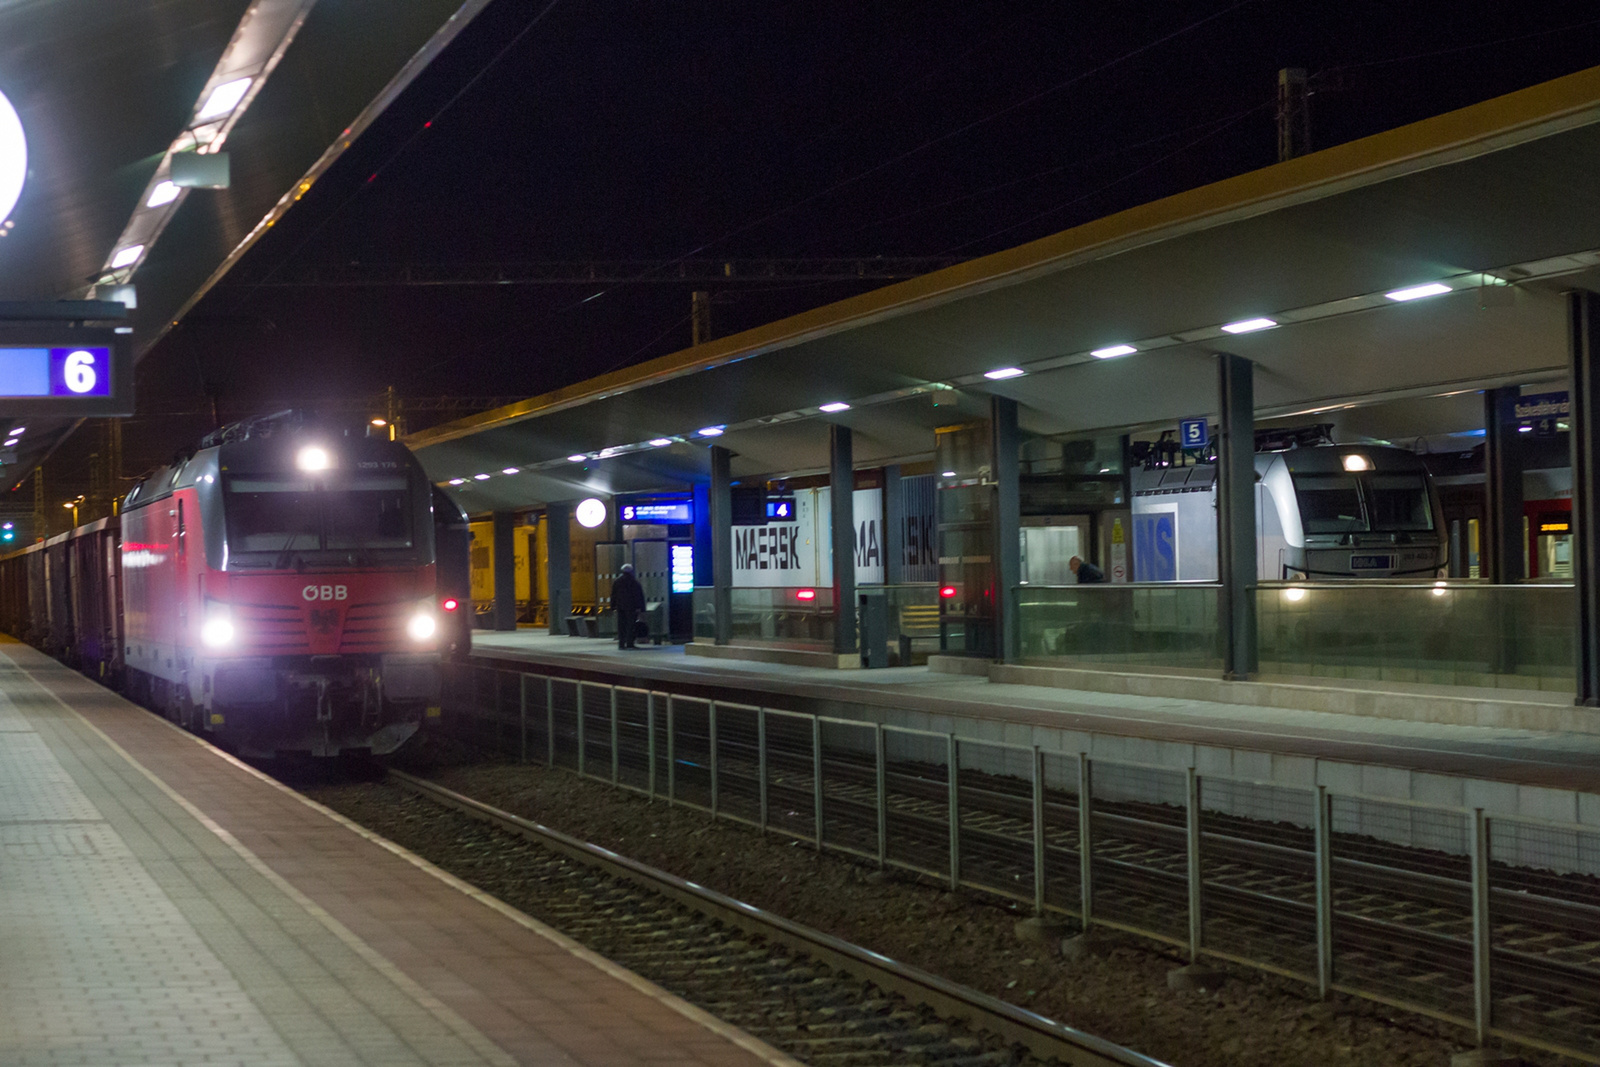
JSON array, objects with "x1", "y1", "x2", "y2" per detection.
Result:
[{"x1": 1130, "y1": 445, "x2": 1447, "y2": 581}]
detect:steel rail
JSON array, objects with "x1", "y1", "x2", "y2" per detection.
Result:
[{"x1": 386, "y1": 767, "x2": 1173, "y2": 1067}]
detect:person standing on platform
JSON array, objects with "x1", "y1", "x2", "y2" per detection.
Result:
[
  {"x1": 1069, "y1": 556, "x2": 1105, "y2": 583},
  {"x1": 611, "y1": 563, "x2": 646, "y2": 649}
]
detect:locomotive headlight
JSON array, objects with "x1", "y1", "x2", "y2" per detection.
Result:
[
  {"x1": 407, "y1": 599, "x2": 437, "y2": 642},
  {"x1": 201, "y1": 612, "x2": 235, "y2": 648},
  {"x1": 296, "y1": 445, "x2": 332, "y2": 472}
]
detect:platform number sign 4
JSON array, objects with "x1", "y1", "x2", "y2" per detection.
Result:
[{"x1": 1179, "y1": 417, "x2": 1209, "y2": 450}]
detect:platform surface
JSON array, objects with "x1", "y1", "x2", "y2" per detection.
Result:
[
  {"x1": 468, "y1": 631, "x2": 1600, "y2": 794},
  {"x1": 0, "y1": 637, "x2": 795, "y2": 1067}
]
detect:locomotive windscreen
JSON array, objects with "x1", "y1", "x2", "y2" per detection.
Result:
[
  {"x1": 1363, "y1": 474, "x2": 1432, "y2": 531},
  {"x1": 1294, "y1": 474, "x2": 1364, "y2": 534},
  {"x1": 1291, "y1": 471, "x2": 1434, "y2": 535},
  {"x1": 224, "y1": 473, "x2": 416, "y2": 561}
]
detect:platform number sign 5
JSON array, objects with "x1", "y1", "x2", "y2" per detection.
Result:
[{"x1": 1178, "y1": 417, "x2": 1209, "y2": 450}]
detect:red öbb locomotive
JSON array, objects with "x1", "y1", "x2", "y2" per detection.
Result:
[{"x1": 2, "y1": 411, "x2": 471, "y2": 757}]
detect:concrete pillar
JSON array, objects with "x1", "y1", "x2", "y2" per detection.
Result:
[
  {"x1": 991, "y1": 396, "x2": 1021, "y2": 664},
  {"x1": 1571, "y1": 292, "x2": 1600, "y2": 705},
  {"x1": 710, "y1": 446, "x2": 732, "y2": 645},
  {"x1": 883, "y1": 464, "x2": 904, "y2": 586},
  {"x1": 545, "y1": 502, "x2": 571, "y2": 636},
  {"x1": 1484, "y1": 386, "x2": 1525, "y2": 584},
  {"x1": 492, "y1": 511, "x2": 517, "y2": 632},
  {"x1": 1217, "y1": 353, "x2": 1257, "y2": 680},
  {"x1": 831, "y1": 425, "x2": 857, "y2": 654}
]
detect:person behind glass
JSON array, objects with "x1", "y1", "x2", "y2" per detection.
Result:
[
  {"x1": 611, "y1": 563, "x2": 646, "y2": 649},
  {"x1": 1068, "y1": 555, "x2": 1105, "y2": 583}
]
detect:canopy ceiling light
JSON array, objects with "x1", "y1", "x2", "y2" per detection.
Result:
[
  {"x1": 1090, "y1": 344, "x2": 1137, "y2": 359},
  {"x1": 93, "y1": 0, "x2": 317, "y2": 290},
  {"x1": 0, "y1": 87, "x2": 25, "y2": 224},
  {"x1": 1220, "y1": 317, "x2": 1278, "y2": 334},
  {"x1": 1385, "y1": 282, "x2": 1452, "y2": 302}
]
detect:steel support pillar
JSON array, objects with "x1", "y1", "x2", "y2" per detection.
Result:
[
  {"x1": 1571, "y1": 292, "x2": 1600, "y2": 705},
  {"x1": 710, "y1": 445, "x2": 733, "y2": 645},
  {"x1": 991, "y1": 396, "x2": 1021, "y2": 664},
  {"x1": 545, "y1": 503, "x2": 571, "y2": 635},
  {"x1": 492, "y1": 511, "x2": 517, "y2": 631},
  {"x1": 1217, "y1": 352, "x2": 1257, "y2": 679},
  {"x1": 883, "y1": 464, "x2": 904, "y2": 586},
  {"x1": 831, "y1": 424, "x2": 857, "y2": 654},
  {"x1": 1484, "y1": 386, "x2": 1525, "y2": 585}
]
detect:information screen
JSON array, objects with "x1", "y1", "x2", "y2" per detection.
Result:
[
  {"x1": 670, "y1": 543, "x2": 695, "y2": 593},
  {"x1": 0, "y1": 346, "x2": 112, "y2": 397},
  {"x1": 0, "y1": 326, "x2": 131, "y2": 415},
  {"x1": 621, "y1": 500, "x2": 693, "y2": 524}
]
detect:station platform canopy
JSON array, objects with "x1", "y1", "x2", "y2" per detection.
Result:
[
  {"x1": 409, "y1": 64, "x2": 1600, "y2": 511},
  {"x1": 0, "y1": 0, "x2": 491, "y2": 492}
]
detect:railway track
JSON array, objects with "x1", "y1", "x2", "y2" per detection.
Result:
[
  {"x1": 641, "y1": 731, "x2": 1600, "y2": 1049},
  {"x1": 380, "y1": 767, "x2": 1169, "y2": 1067},
  {"x1": 454, "y1": 693, "x2": 1600, "y2": 1057}
]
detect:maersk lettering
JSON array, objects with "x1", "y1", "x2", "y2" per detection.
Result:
[
  {"x1": 854, "y1": 519, "x2": 881, "y2": 569},
  {"x1": 735, "y1": 525, "x2": 800, "y2": 571}
]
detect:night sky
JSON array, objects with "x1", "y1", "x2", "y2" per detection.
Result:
[{"x1": 96, "y1": 0, "x2": 1600, "y2": 487}]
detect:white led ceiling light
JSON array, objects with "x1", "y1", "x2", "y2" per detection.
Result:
[
  {"x1": 0, "y1": 87, "x2": 27, "y2": 224},
  {"x1": 93, "y1": 1, "x2": 316, "y2": 291}
]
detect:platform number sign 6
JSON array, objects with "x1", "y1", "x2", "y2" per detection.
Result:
[{"x1": 63, "y1": 350, "x2": 97, "y2": 394}]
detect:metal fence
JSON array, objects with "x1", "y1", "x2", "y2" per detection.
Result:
[{"x1": 444, "y1": 662, "x2": 1600, "y2": 1064}]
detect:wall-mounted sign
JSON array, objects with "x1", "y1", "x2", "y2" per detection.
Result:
[
  {"x1": 621, "y1": 500, "x2": 693, "y2": 524},
  {"x1": 0, "y1": 87, "x2": 25, "y2": 223},
  {"x1": 1178, "y1": 417, "x2": 1209, "y2": 449},
  {"x1": 0, "y1": 328, "x2": 132, "y2": 415}
]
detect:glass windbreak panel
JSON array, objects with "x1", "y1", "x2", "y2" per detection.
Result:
[
  {"x1": 1258, "y1": 582, "x2": 1574, "y2": 692},
  {"x1": 689, "y1": 586, "x2": 835, "y2": 649},
  {"x1": 1016, "y1": 584, "x2": 1221, "y2": 670},
  {"x1": 1364, "y1": 474, "x2": 1432, "y2": 532},
  {"x1": 1293, "y1": 474, "x2": 1365, "y2": 533},
  {"x1": 224, "y1": 473, "x2": 418, "y2": 564}
]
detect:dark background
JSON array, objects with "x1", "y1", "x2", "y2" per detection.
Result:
[{"x1": 58, "y1": 1, "x2": 1600, "y2": 495}]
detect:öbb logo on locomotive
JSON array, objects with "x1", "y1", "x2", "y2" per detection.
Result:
[{"x1": 2, "y1": 412, "x2": 473, "y2": 758}]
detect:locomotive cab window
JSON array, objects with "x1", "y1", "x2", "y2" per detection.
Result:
[
  {"x1": 223, "y1": 472, "x2": 418, "y2": 563},
  {"x1": 1293, "y1": 474, "x2": 1365, "y2": 534},
  {"x1": 1363, "y1": 474, "x2": 1432, "y2": 532}
]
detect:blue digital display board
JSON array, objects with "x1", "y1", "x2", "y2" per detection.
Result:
[
  {"x1": 621, "y1": 501, "x2": 694, "y2": 524},
  {"x1": 0, "y1": 346, "x2": 113, "y2": 397},
  {"x1": 0, "y1": 327, "x2": 130, "y2": 415}
]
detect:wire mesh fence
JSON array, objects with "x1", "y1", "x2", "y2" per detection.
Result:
[{"x1": 440, "y1": 662, "x2": 1600, "y2": 1063}]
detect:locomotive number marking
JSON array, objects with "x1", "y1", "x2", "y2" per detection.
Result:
[{"x1": 303, "y1": 584, "x2": 349, "y2": 601}]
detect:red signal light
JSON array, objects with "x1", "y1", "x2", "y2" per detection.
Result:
[
  {"x1": 939, "y1": 586, "x2": 958, "y2": 599},
  {"x1": 795, "y1": 588, "x2": 816, "y2": 601},
  {"x1": 441, "y1": 597, "x2": 460, "y2": 612}
]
